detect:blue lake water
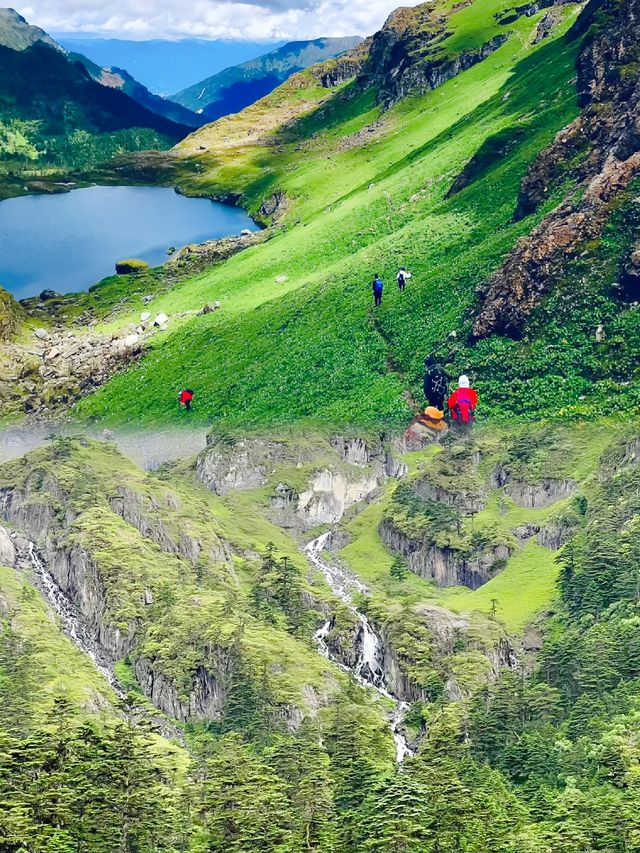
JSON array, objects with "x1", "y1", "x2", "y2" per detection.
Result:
[{"x1": 0, "y1": 185, "x2": 259, "y2": 300}]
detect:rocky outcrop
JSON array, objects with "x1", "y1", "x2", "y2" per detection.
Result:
[
  {"x1": 299, "y1": 468, "x2": 381, "y2": 526},
  {"x1": 198, "y1": 434, "x2": 404, "y2": 525},
  {"x1": 413, "y1": 472, "x2": 485, "y2": 515},
  {"x1": 259, "y1": 190, "x2": 288, "y2": 221},
  {"x1": 0, "y1": 323, "x2": 149, "y2": 416},
  {"x1": 0, "y1": 288, "x2": 23, "y2": 342},
  {"x1": 168, "y1": 230, "x2": 264, "y2": 275},
  {"x1": 363, "y1": 3, "x2": 509, "y2": 107},
  {"x1": 331, "y1": 435, "x2": 407, "y2": 478},
  {"x1": 108, "y1": 486, "x2": 230, "y2": 565},
  {"x1": 134, "y1": 657, "x2": 227, "y2": 723},
  {"x1": 533, "y1": 8, "x2": 563, "y2": 42},
  {"x1": 320, "y1": 57, "x2": 366, "y2": 88},
  {"x1": 380, "y1": 517, "x2": 512, "y2": 589},
  {"x1": 381, "y1": 604, "x2": 516, "y2": 703},
  {"x1": 497, "y1": 0, "x2": 575, "y2": 24},
  {"x1": 269, "y1": 468, "x2": 384, "y2": 532},
  {"x1": 197, "y1": 437, "x2": 312, "y2": 495},
  {"x1": 493, "y1": 466, "x2": 577, "y2": 507},
  {"x1": 0, "y1": 525, "x2": 16, "y2": 566},
  {"x1": 473, "y1": 0, "x2": 640, "y2": 338}
]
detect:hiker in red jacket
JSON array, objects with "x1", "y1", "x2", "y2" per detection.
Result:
[
  {"x1": 447, "y1": 375, "x2": 477, "y2": 424},
  {"x1": 179, "y1": 389, "x2": 194, "y2": 412}
]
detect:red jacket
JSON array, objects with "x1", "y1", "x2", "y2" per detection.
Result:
[
  {"x1": 180, "y1": 390, "x2": 193, "y2": 404},
  {"x1": 447, "y1": 387, "x2": 478, "y2": 422}
]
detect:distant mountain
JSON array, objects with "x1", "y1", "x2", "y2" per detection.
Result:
[
  {"x1": 0, "y1": 9, "x2": 188, "y2": 176},
  {"x1": 55, "y1": 36, "x2": 284, "y2": 96},
  {"x1": 0, "y1": 6, "x2": 59, "y2": 51},
  {"x1": 70, "y1": 52, "x2": 203, "y2": 128},
  {"x1": 174, "y1": 36, "x2": 363, "y2": 121}
]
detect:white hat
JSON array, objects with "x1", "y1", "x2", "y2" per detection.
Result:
[{"x1": 459, "y1": 375, "x2": 470, "y2": 388}]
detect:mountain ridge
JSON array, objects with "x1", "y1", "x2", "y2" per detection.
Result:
[{"x1": 174, "y1": 36, "x2": 363, "y2": 120}]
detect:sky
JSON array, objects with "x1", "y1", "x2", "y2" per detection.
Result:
[{"x1": 17, "y1": 0, "x2": 399, "y2": 41}]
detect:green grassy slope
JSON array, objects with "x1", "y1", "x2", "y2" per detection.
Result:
[
  {"x1": 0, "y1": 439, "x2": 371, "y2": 722},
  {"x1": 339, "y1": 421, "x2": 616, "y2": 633},
  {"x1": 0, "y1": 565, "x2": 116, "y2": 714},
  {"x1": 76, "y1": 3, "x2": 603, "y2": 428}
]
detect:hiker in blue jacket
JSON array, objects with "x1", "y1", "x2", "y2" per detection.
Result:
[{"x1": 372, "y1": 275, "x2": 384, "y2": 307}]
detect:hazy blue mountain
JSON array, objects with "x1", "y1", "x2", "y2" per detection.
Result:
[
  {"x1": 55, "y1": 36, "x2": 284, "y2": 95},
  {"x1": 70, "y1": 52, "x2": 204, "y2": 127},
  {"x1": 174, "y1": 36, "x2": 363, "y2": 120}
]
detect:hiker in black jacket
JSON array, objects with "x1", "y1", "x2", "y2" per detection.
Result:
[{"x1": 423, "y1": 355, "x2": 450, "y2": 411}]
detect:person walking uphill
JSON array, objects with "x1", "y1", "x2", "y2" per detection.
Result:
[
  {"x1": 423, "y1": 355, "x2": 450, "y2": 411},
  {"x1": 397, "y1": 268, "x2": 412, "y2": 292},
  {"x1": 447, "y1": 375, "x2": 478, "y2": 425},
  {"x1": 179, "y1": 388, "x2": 194, "y2": 412},
  {"x1": 372, "y1": 275, "x2": 384, "y2": 307}
]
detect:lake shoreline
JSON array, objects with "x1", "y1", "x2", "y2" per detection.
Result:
[{"x1": 0, "y1": 184, "x2": 260, "y2": 302}]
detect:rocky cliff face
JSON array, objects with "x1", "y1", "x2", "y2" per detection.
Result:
[
  {"x1": 473, "y1": 0, "x2": 640, "y2": 338},
  {"x1": 380, "y1": 516, "x2": 513, "y2": 588},
  {"x1": 361, "y1": 3, "x2": 508, "y2": 107},
  {"x1": 198, "y1": 433, "x2": 405, "y2": 532},
  {"x1": 0, "y1": 452, "x2": 235, "y2": 721}
]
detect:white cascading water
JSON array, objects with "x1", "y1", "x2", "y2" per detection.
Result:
[
  {"x1": 305, "y1": 532, "x2": 414, "y2": 763},
  {"x1": 23, "y1": 540, "x2": 124, "y2": 697}
]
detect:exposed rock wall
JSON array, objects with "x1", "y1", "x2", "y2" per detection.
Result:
[
  {"x1": 379, "y1": 517, "x2": 512, "y2": 589},
  {"x1": 108, "y1": 486, "x2": 230, "y2": 565},
  {"x1": 199, "y1": 433, "x2": 405, "y2": 532},
  {"x1": 134, "y1": 657, "x2": 228, "y2": 723},
  {"x1": 363, "y1": 3, "x2": 509, "y2": 108},
  {"x1": 0, "y1": 474, "x2": 235, "y2": 721}
]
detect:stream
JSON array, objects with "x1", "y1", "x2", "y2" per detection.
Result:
[
  {"x1": 305, "y1": 532, "x2": 413, "y2": 763},
  {"x1": 21, "y1": 539, "x2": 124, "y2": 698}
]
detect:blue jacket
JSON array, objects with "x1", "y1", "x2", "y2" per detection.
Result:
[{"x1": 372, "y1": 278, "x2": 383, "y2": 294}]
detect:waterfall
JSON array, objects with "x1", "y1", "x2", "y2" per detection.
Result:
[
  {"x1": 22, "y1": 540, "x2": 124, "y2": 698},
  {"x1": 305, "y1": 533, "x2": 414, "y2": 763}
]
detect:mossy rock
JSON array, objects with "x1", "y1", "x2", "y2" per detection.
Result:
[
  {"x1": 115, "y1": 259, "x2": 149, "y2": 275},
  {"x1": 0, "y1": 287, "x2": 24, "y2": 341}
]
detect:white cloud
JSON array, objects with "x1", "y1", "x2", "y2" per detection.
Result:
[{"x1": 17, "y1": 0, "x2": 398, "y2": 40}]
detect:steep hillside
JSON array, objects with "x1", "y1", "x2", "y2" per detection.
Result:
[
  {"x1": 174, "y1": 36, "x2": 363, "y2": 120},
  {"x1": 0, "y1": 418, "x2": 638, "y2": 848},
  {"x1": 73, "y1": 0, "x2": 594, "y2": 428},
  {"x1": 69, "y1": 0, "x2": 640, "y2": 431}
]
